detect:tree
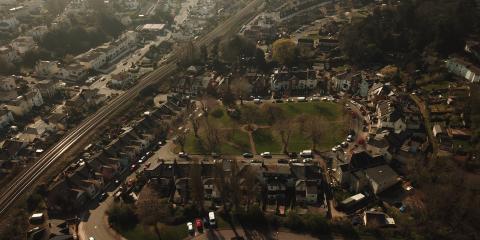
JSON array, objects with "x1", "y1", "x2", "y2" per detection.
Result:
[
  {"x1": 189, "y1": 161, "x2": 204, "y2": 210},
  {"x1": 0, "y1": 57, "x2": 16, "y2": 75},
  {"x1": 45, "y1": 0, "x2": 69, "y2": 16},
  {"x1": 274, "y1": 119, "x2": 294, "y2": 153},
  {"x1": 190, "y1": 117, "x2": 200, "y2": 138},
  {"x1": 204, "y1": 124, "x2": 220, "y2": 152},
  {"x1": 175, "y1": 133, "x2": 186, "y2": 152},
  {"x1": 220, "y1": 35, "x2": 257, "y2": 63},
  {"x1": 261, "y1": 104, "x2": 285, "y2": 125},
  {"x1": 230, "y1": 77, "x2": 251, "y2": 105},
  {"x1": 136, "y1": 185, "x2": 172, "y2": 226},
  {"x1": 107, "y1": 203, "x2": 138, "y2": 230},
  {"x1": 272, "y1": 38, "x2": 298, "y2": 66},
  {"x1": 305, "y1": 116, "x2": 327, "y2": 151}
]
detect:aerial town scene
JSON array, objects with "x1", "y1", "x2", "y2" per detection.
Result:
[{"x1": 0, "y1": 0, "x2": 478, "y2": 239}]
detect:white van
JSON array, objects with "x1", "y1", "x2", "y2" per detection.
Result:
[
  {"x1": 300, "y1": 150, "x2": 313, "y2": 158},
  {"x1": 208, "y1": 211, "x2": 216, "y2": 227}
]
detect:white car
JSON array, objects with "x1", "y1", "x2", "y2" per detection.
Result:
[
  {"x1": 186, "y1": 222, "x2": 194, "y2": 234},
  {"x1": 179, "y1": 152, "x2": 188, "y2": 158},
  {"x1": 208, "y1": 211, "x2": 216, "y2": 227},
  {"x1": 260, "y1": 152, "x2": 272, "y2": 158}
]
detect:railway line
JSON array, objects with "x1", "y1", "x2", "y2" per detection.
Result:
[{"x1": 0, "y1": 0, "x2": 263, "y2": 217}]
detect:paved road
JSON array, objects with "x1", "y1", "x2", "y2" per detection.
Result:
[
  {"x1": 0, "y1": 0, "x2": 264, "y2": 218},
  {"x1": 194, "y1": 229, "x2": 346, "y2": 240}
]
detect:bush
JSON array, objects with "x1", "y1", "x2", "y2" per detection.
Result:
[
  {"x1": 304, "y1": 213, "x2": 330, "y2": 235},
  {"x1": 107, "y1": 203, "x2": 138, "y2": 230},
  {"x1": 236, "y1": 206, "x2": 267, "y2": 227},
  {"x1": 285, "y1": 212, "x2": 305, "y2": 232}
]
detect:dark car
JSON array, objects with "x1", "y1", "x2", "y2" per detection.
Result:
[
  {"x1": 242, "y1": 152, "x2": 253, "y2": 158},
  {"x1": 288, "y1": 152, "x2": 298, "y2": 158},
  {"x1": 98, "y1": 192, "x2": 108, "y2": 202}
]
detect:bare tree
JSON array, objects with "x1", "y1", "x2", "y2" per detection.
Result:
[
  {"x1": 175, "y1": 133, "x2": 186, "y2": 152},
  {"x1": 261, "y1": 104, "x2": 285, "y2": 125},
  {"x1": 274, "y1": 119, "x2": 294, "y2": 153},
  {"x1": 190, "y1": 117, "x2": 200, "y2": 138},
  {"x1": 189, "y1": 160, "x2": 204, "y2": 210},
  {"x1": 136, "y1": 184, "x2": 172, "y2": 238},
  {"x1": 306, "y1": 116, "x2": 327, "y2": 151},
  {"x1": 230, "y1": 77, "x2": 251, "y2": 105},
  {"x1": 204, "y1": 124, "x2": 220, "y2": 152}
]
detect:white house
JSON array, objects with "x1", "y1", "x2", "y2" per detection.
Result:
[
  {"x1": 75, "y1": 49, "x2": 107, "y2": 70},
  {"x1": 446, "y1": 58, "x2": 480, "y2": 83},
  {"x1": 376, "y1": 100, "x2": 406, "y2": 134},
  {"x1": 59, "y1": 63, "x2": 88, "y2": 82},
  {"x1": 270, "y1": 68, "x2": 318, "y2": 92}
]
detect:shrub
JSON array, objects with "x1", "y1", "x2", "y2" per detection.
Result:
[{"x1": 107, "y1": 203, "x2": 138, "y2": 230}]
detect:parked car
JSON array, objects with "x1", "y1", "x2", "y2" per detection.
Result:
[
  {"x1": 186, "y1": 222, "x2": 194, "y2": 235},
  {"x1": 302, "y1": 158, "x2": 313, "y2": 163},
  {"x1": 98, "y1": 192, "x2": 108, "y2": 202},
  {"x1": 341, "y1": 141, "x2": 348, "y2": 148},
  {"x1": 179, "y1": 152, "x2": 188, "y2": 158},
  {"x1": 211, "y1": 152, "x2": 221, "y2": 158},
  {"x1": 208, "y1": 211, "x2": 216, "y2": 227},
  {"x1": 260, "y1": 152, "x2": 272, "y2": 158},
  {"x1": 288, "y1": 152, "x2": 298, "y2": 158},
  {"x1": 300, "y1": 150, "x2": 313, "y2": 158},
  {"x1": 195, "y1": 218, "x2": 203, "y2": 232},
  {"x1": 130, "y1": 164, "x2": 138, "y2": 171},
  {"x1": 278, "y1": 159, "x2": 289, "y2": 164},
  {"x1": 242, "y1": 152, "x2": 253, "y2": 158}
]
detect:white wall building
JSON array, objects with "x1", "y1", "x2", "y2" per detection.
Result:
[{"x1": 446, "y1": 58, "x2": 480, "y2": 83}]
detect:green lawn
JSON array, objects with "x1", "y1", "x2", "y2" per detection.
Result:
[
  {"x1": 181, "y1": 128, "x2": 250, "y2": 155},
  {"x1": 277, "y1": 101, "x2": 342, "y2": 120},
  {"x1": 252, "y1": 128, "x2": 283, "y2": 153},
  {"x1": 181, "y1": 101, "x2": 345, "y2": 155},
  {"x1": 120, "y1": 223, "x2": 188, "y2": 240}
]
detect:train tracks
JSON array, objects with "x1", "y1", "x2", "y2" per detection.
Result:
[{"x1": 0, "y1": 0, "x2": 263, "y2": 217}]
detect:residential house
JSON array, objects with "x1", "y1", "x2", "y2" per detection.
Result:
[
  {"x1": 368, "y1": 83, "x2": 393, "y2": 105},
  {"x1": 75, "y1": 49, "x2": 107, "y2": 71},
  {"x1": 465, "y1": 40, "x2": 480, "y2": 62},
  {"x1": 0, "y1": 45, "x2": 18, "y2": 62},
  {"x1": 375, "y1": 100, "x2": 406, "y2": 134},
  {"x1": 10, "y1": 36, "x2": 37, "y2": 56},
  {"x1": 297, "y1": 38, "x2": 317, "y2": 57},
  {"x1": 110, "y1": 71, "x2": 136, "y2": 88},
  {"x1": 270, "y1": 68, "x2": 318, "y2": 92},
  {"x1": 295, "y1": 179, "x2": 318, "y2": 205},
  {"x1": 59, "y1": 63, "x2": 89, "y2": 82},
  {"x1": 0, "y1": 139, "x2": 28, "y2": 159},
  {"x1": 446, "y1": 57, "x2": 480, "y2": 83},
  {"x1": 263, "y1": 164, "x2": 290, "y2": 203},
  {"x1": 5, "y1": 88, "x2": 43, "y2": 116},
  {"x1": 0, "y1": 76, "x2": 16, "y2": 91},
  {"x1": 34, "y1": 60, "x2": 61, "y2": 78},
  {"x1": 331, "y1": 72, "x2": 362, "y2": 93},
  {"x1": 35, "y1": 80, "x2": 63, "y2": 98},
  {"x1": 26, "y1": 25, "x2": 48, "y2": 40},
  {"x1": 364, "y1": 165, "x2": 399, "y2": 194},
  {"x1": 363, "y1": 211, "x2": 395, "y2": 228}
]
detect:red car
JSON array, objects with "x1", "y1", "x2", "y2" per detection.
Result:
[{"x1": 195, "y1": 218, "x2": 203, "y2": 232}]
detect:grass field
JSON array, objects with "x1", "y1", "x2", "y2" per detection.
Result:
[{"x1": 181, "y1": 101, "x2": 346, "y2": 154}]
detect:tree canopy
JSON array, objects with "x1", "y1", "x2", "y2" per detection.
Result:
[
  {"x1": 339, "y1": 0, "x2": 478, "y2": 66},
  {"x1": 272, "y1": 38, "x2": 297, "y2": 66}
]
